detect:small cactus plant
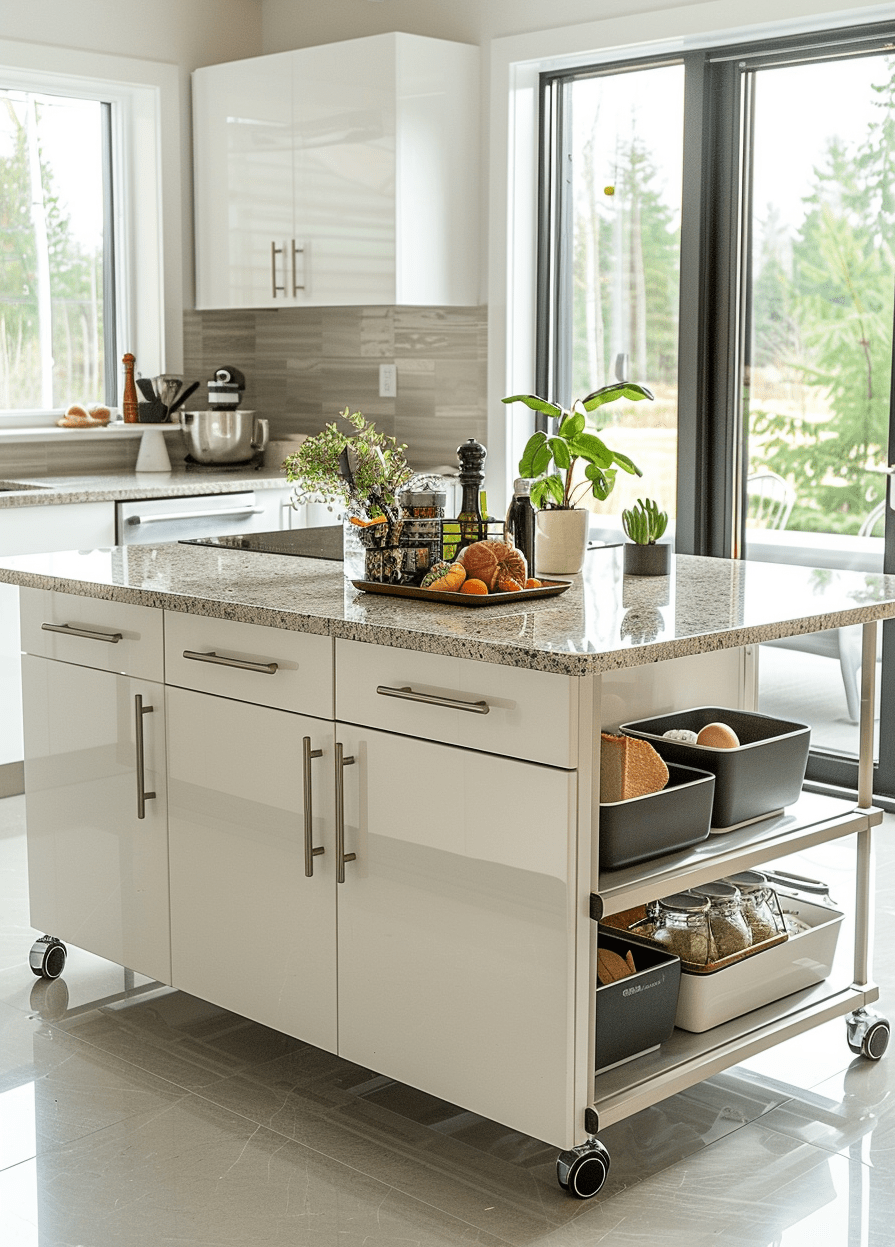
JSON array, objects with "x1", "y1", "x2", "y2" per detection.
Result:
[{"x1": 622, "y1": 498, "x2": 668, "y2": 545}]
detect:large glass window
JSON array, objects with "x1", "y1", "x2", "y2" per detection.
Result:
[{"x1": 0, "y1": 89, "x2": 112, "y2": 411}]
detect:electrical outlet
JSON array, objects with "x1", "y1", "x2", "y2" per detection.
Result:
[{"x1": 379, "y1": 364, "x2": 397, "y2": 398}]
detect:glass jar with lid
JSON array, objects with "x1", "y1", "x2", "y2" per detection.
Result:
[
  {"x1": 649, "y1": 893, "x2": 712, "y2": 965},
  {"x1": 690, "y1": 882, "x2": 752, "y2": 959},
  {"x1": 721, "y1": 871, "x2": 785, "y2": 943}
]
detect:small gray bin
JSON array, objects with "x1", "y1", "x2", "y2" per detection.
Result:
[
  {"x1": 620, "y1": 707, "x2": 810, "y2": 832},
  {"x1": 599, "y1": 763, "x2": 715, "y2": 870},
  {"x1": 596, "y1": 928, "x2": 682, "y2": 1071}
]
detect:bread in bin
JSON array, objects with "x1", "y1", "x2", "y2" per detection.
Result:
[
  {"x1": 696, "y1": 722, "x2": 740, "y2": 749},
  {"x1": 600, "y1": 732, "x2": 669, "y2": 802}
]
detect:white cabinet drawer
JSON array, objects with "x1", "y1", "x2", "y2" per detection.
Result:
[
  {"x1": 335, "y1": 639, "x2": 577, "y2": 768},
  {"x1": 164, "y1": 612, "x2": 333, "y2": 718},
  {"x1": 20, "y1": 589, "x2": 163, "y2": 682}
]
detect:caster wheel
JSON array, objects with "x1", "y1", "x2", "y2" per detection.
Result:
[
  {"x1": 846, "y1": 1010, "x2": 890, "y2": 1061},
  {"x1": 556, "y1": 1139, "x2": 610, "y2": 1199},
  {"x1": 29, "y1": 937, "x2": 67, "y2": 980}
]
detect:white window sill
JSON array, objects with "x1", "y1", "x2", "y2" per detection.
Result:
[{"x1": 0, "y1": 423, "x2": 182, "y2": 443}]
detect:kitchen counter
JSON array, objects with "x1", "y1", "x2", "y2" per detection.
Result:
[
  {"x1": 1, "y1": 542, "x2": 894, "y2": 675},
  {"x1": 0, "y1": 467, "x2": 292, "y2": 509}
]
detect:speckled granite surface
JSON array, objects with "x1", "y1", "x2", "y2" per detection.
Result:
[
  {"x1": 0, "y1": 468, "x2": 291, "y2": 508},
  {"x1": 1, "y1": 542, "x2": 894, "y2": 675}
]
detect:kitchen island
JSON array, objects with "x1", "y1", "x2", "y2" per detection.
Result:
[{"x1": 1, "y1": 542, "x2": 894, "y2": 1196}]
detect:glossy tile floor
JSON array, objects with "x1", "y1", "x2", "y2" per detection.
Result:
[{"x1": 2, "y1": 796, "x2": 895, "y2": 1246}]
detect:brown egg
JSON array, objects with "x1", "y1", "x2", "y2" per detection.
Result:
[{"x1": 696, "y1": 722, "x2": 740, "y2": 749}]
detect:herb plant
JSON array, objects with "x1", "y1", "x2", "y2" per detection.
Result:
[
  {"x1": 502, "y1": 382, "x2": 653, "y2": 510},
  {"x1": 283, "y1": 408, "x2": 412, "y2": 518},
  {"x1": 622, "y1": 498, "x2": 668, "y2": 545}
]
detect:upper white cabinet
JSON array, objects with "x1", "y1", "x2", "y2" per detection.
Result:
[{"x1": 193, "y1": 33, "x2": 480, "y2": 308}]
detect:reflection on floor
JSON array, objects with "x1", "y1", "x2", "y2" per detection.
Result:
[{"x1": 2, "y1": 794, "x2": 895, "y2": 1245}]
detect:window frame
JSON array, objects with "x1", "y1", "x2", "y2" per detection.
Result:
[{"x1": 0, "y1": 39, "x2": 182, "y2": 424}]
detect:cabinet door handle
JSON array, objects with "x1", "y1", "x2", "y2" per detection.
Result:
[
  {"x1": 292, "y1": 240, "x2": 306, "y2": 293},
  {"x1": 303, "y1": 736, "x2": 325, "y2": 877},
  {"x1": 134, "y1": 694, "x2": 156, "y2": 820},
  {"x1": 375, "y1": 684, "x2": 490, "y2": 715},
  {"x1": 127, "y1": 505, "x2": 265, "y2": 525},
  {"x1": 335, "y1": 742, "x2": 356, "y2": 884},
  {"x1": 182, "y1": 649, "x2": 278, "y2": 675},
  {"x1": 271, "y1": 240, "x2": 285, "y2": 297},
  {"x1": 42, "y1": 622, "x2": 123, "y2": 644}
]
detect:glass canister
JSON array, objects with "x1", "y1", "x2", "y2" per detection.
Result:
[
  {"x1": 650, "y1": 892, "x2": 712, "y2": 965},
  {"x1": 721, "y1": 871, "x2": 785, "y2": 943},
  {"x1": 689, "y1": 882, "x2": 752, "y2": 959}
]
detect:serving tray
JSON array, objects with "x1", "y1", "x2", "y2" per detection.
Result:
[{"x1": 350, "y1": 578, "x2": 572, "y2": 606}]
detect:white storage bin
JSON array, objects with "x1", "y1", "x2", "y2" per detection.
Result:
[{"x1": 675, "y1": 895, "x2": 844, "y2": 1033}]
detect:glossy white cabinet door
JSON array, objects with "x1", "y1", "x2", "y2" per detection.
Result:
[
  {"x1": 167, "y1": 687, "x2": 337, "y2": 1051},
  {"x1": 335, "y1": 723, "x2": 579, "y2": 1146},
  {"x1": 193, "y1": 52, "x2": 294, "y2": 309},
  {"x1": 22, "y1": 656, "x2": 170, "y2": 982},
  {"x1": 293, "y1": 37, "x2": 396, "y2": 306}
]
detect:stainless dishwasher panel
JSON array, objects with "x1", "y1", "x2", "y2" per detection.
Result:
[{"x1": 116, "y1": 492, "x2": 274, "y2": 544}]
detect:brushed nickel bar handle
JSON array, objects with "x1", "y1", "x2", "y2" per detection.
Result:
[
  {"x1": 127, "y1": 505, "x2": 265, "y2": 525},
  {"x1": 271, "y1": 240, "x2": 285, "y2": 297},
  {"x1": 134, "y1": 695, "x2": 156, "y2": 820},
  {"x1": 292, "y1": 240, "x2": 305, "y2": 293},
  {"x1": 42, "y1": 622, "x2": 122, "y2": 643},
  {"x1": 182, "y1": 649, "x2": 278, "y2": 675},
  {"x1": 303, "y1": 735, "x2": 324, "y2": 877},
  {"x1": 376, "y1": 684, "x2": 489, "y2": 715},
  {"x1": 335, "y1": 742, "x2": 356, "y2": 884}
]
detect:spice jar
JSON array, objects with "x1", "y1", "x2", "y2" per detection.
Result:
[
  {"x1": 721, "y1": 871, "x2": 784, "y2": 943},
  {"x1": 690, "y1": 882, "x2": 752, "y2": 959},
  {"x1": 397, "y1": 487, "x2": 446, "y2": 578},
  {"x1": 650, "y1": 893, "x2": 712, "y2": 965}
]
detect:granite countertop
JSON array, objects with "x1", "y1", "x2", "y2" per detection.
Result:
[
  {"x1": 0, "y1": 541, "x2": 894, "y2": 675},
  {"x1": 0, "y1": 468, "x2": 292, "y2": 508}
]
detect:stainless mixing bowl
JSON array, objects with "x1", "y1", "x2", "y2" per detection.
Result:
[{"x1": 181, "y1": 410, "x2": 269, "y2": 464}]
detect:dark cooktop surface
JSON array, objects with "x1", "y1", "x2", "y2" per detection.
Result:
[{"x1": 182, "y1": 525, "x2": 343, "y2": 560}]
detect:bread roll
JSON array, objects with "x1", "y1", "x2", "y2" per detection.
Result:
[
  {"x1": 600, "y1": 732, "x2": 669, "y2": 802},
  {"x1": 696, "y1": 722, "x2": 740, "y2": 749},
  {"x1": 664, "y1": 728, "x2": 699, "y2": 743},
  {"x1": 65, "y1": 404, "x2": 90, "y2": 421},
  {"x1": 598, "y1": 947, "x2": 634, "y2": 985}
]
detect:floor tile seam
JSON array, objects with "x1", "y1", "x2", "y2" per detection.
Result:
[
  {"x1": 186, "y1": 1086, "x2": 538, "y2": 1247},
  {"x1": 33, "y1": 1020, "x2": 210, "y2": 1100},
  {"x1": 752, "y1": 1112, "x2": 879, "y2": 1167},
  {"x1": 0, "y1": 1149, "x2": 37, "y2": 1175}
]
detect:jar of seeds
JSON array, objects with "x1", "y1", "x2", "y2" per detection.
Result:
[
  {"x1": 650, "y1": 893, "x2": 712, "y2": 965},
  {"x1": 721, "y1": 871, "x2": 785, "y2": 943},
  {"x1": 690, "y1": 882, "x2": 752, "y2": 959}
]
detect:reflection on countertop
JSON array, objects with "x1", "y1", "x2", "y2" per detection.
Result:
[
  {"x1": 0, "y1": 467, "x2": 291, "y2": 508},
  {"x1": 0, "y1": 543, "x2": 894, "y2": 675}
]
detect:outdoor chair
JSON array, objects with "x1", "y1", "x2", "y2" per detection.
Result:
[{"x1": 746, "y1": 471, "x2": 796, "y2": 530}]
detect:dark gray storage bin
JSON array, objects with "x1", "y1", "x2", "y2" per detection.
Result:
[
  {"x1": 599, "y1": 763, "x2": 715, "y2": 870},
  {"x1": 620, "y1": 707, "x2": 810, "y2": 832},
  {"x1": 596, "y1": 928, "x2": 682, "y2": 1071}
]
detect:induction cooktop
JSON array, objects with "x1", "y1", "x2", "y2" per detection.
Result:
[{"x1": 182, "y1": 525, "x2": 344, "y2": 560}]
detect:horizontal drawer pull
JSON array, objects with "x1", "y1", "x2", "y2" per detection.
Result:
[
  {"x1": 376, "y1": 684, "x2": 489, "y2": 714},
  {"x1": 41, "y1": 622, "x2": 123, "y2": 644},
  {"x1": 182, "y1": 649, "x2": 278, "y2": 675},
  {"x1": 127, "y1": 505, "x2": 264, "y2": 525}
]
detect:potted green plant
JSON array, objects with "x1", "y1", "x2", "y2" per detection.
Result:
[
  {"x1": 503, "y1": 383, "x2": 654, "y2": 574},
  {"x1": 283, "y1": 408, "x2": 413, "y2": 582},
  {"x1": 621, "y1": 497, "x2": 671, "y2": 575}
]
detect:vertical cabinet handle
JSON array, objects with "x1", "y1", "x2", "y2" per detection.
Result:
[
  {"x1": 303, "y1": 736, "x2": 325, "y2": 877},
  {"x1": 134, "y1": 694, "x2": 156, "y2": 820},
  {"x1": 335, "y1": 742, "x2": 356, "y2": 884},
  {"x1": 292, "y1": 240, "x2": 305, "y2": 293},
  {"x1": 271, "y1": 240, "x2": 285, "y2": 297}
]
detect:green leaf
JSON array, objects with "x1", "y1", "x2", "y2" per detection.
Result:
[
  {"x1": 531, "y1": 442, "x2": 553, "y2": 477},
  {"x1": 503, "y1": 393, "x2": 564, "y2": 419},
  {"x1": 558, "y1": 412, "x2": 585, "y2": 438},
  {"x1": 612, "y1": 450, "x2": 643, "y2": 477},
  {"x1": 532, "y1": 475, "x2": 565, "y2": 508},
  {"x1": 580, "y1": 382, "x2": 655, "y2": 411},
  {"x1": 585, "y1": 463, "x2": 617, "y2": 501},
  {"x1": 567, "y1": 432, "x2": 613, "y2": 467},
  {"x1": 518, "y1": 432, "x2": 548, "y2": 478},
  {"x1": 548, "y1": 436, "x2": 571, "y2": 469}
]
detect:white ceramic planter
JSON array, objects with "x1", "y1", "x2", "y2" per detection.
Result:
[{"x1": 535, "y1": 507, "x2": 589, "y2": 575}]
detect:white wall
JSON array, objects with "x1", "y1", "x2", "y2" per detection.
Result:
[{"x1": 1, "y1": 0, "x2": 264, "y2": 368}]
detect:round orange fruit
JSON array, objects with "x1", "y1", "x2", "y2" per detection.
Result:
[
  {"x1": 525, "y1": 578, "x2": 542, "y2": 588},
  {"x1": 460, "y1": 579, "x2": 489, "y2": 595}
]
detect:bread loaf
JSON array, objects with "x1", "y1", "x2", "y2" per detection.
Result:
[
  {"x1": 600, "y1": 732, "x2": 669, "y2": 802},
  {"x1": 598, "y1": 947, "x2": 635, "y2": 985}
]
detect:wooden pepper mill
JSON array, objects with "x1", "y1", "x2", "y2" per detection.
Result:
[{"x1": 122, "y1": 353, "x2": 139, "y2": 424}]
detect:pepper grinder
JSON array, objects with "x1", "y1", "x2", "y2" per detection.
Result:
[{"x1": 122, "y1": 353, "x2": 139, "y2": 424}]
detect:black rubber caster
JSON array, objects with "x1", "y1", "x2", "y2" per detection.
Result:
[
  {"x1": 846, "y1": 1009, "x2": 890, "y2": 1061},
  {"x1": 29, "y1": 936, "x2": 67, "y2": 980},
  {"x1": 556, "y1": 1138, "x2": 610, "y2": 1199}
]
